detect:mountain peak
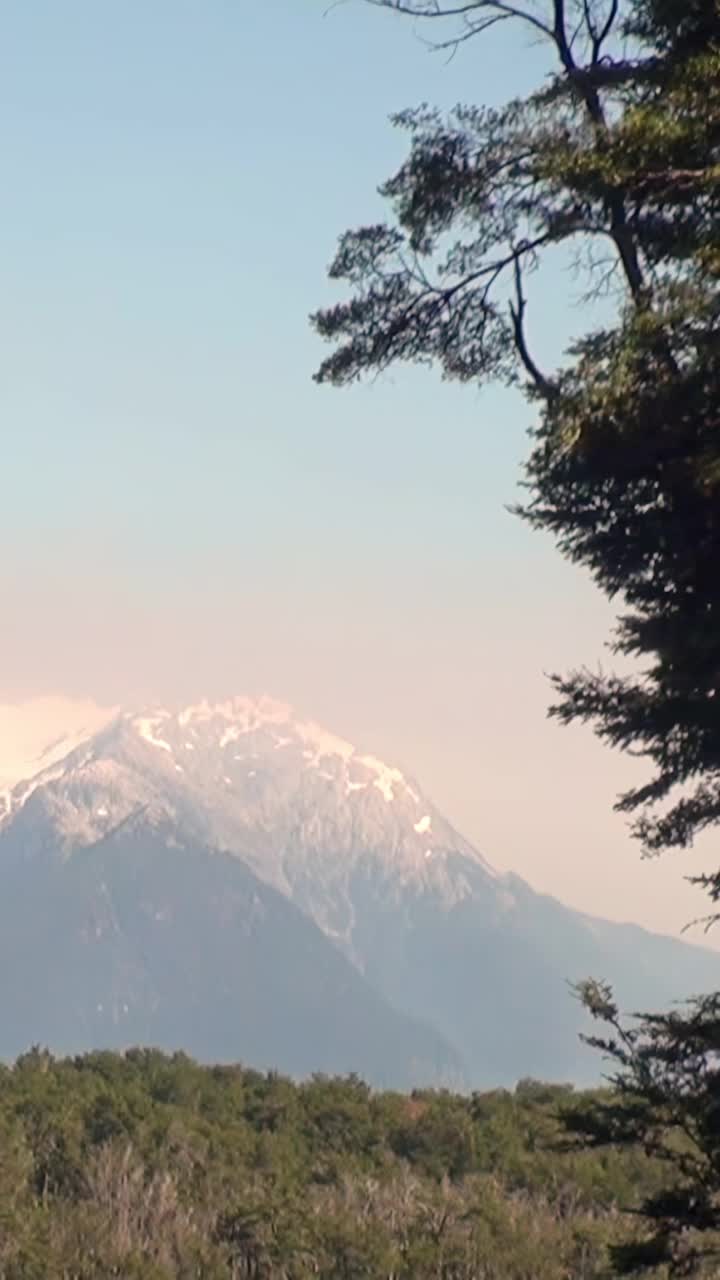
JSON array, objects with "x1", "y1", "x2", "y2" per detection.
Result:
[
  {"x1": 1, "y1": 693, "x2": 719, "y2": 1087},
  {"x1": 119, "y1": 696, "x2": 430, "y2": 813},
  {"x1": 0, "y1": 695, "x2": 498, "y2": 896},
  {"x1": 176, "y1": 695, "x2": 295, "y2": 732}
]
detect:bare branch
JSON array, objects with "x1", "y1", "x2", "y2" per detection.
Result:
[
  {"x1": 579, "y1": 0, "x2": 621, "y2": 64},
  {"x1": 366, "y1": 0, "x2": 555, "y2": 41},
  {"x1": 582, "y1": 0, "x2": 598, "y2": 45},
  {"x1": 411, "y1": 233, "x2": 554, "y2": 309},
  {"x1": 508, "y1": 256, "x2": 557, "y2": 399},
  {"x1": 551, "y1": 0, "x2": 576, "y2": 72},
  {"x1": 596, "y1": 0, "x2": 619, "y2": 52},
  {"x1": 419, "y1": 11, "x2": 514, "y2": 56}
]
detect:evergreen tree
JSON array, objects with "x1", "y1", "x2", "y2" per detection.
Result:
[
  {"x1": 312, "y1": 4, "x2": 720, "y2": 1271},
  {"x1": 567, "y1": 981, "x2": 720, "y2": 1276},
  {"x1": 312, "y1": 0, "x2": 720, "y2": 862}
]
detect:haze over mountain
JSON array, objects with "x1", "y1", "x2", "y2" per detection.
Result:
[
  {"x1": 1, "y1": 695, "x2": 718, "y2": 1087},
  {"x1": 0, "y1": 697, "x2": 115, "y2": 791}
]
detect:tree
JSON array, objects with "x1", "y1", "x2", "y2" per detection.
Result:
[
  {"x1": 0, "y1": 1048, "x2": 678, "y2": 1277},
  {"x1": 312, "y1": 3, "x2": 720, "y2": 1272},
  {"x1": 312, "y1": 0, "x2": 720, "y2": 865},
  {"x1": 566, "y1": 981, "x2": 720, "y2": 1276}
]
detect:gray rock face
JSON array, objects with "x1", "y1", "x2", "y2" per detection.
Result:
[
  {"x1": 2, "y1": 696, "x2": 718, "y2": 1085},
  {"x1": 0, "y1": 812, "x2": 459, "y2": 1087}
]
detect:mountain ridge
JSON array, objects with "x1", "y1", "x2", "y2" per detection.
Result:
[
  {"x1": 1, "y1": 694, "x2": 718, "y2": 1086},
  {"x1": 0, "y1": 811, "x2": 461, "y2": 1086}
]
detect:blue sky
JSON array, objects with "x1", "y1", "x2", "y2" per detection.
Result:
[
  {"x1": 2, "y1": 0, "x2": 572, "y2": 690},
  {"x1": 2, "y1": 0, "x2": 715, "y2": 940},
  {"x1": 2, "y1": 0, "x2": 549, "y2": 572}
]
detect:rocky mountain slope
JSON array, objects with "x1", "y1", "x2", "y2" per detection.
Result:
[
  {"x1": 0, "y1": 810, "x2": 458, "y2": 1086},
  {"x1": 1, "y1": 696, "x2": 718, "y2": 1085}
]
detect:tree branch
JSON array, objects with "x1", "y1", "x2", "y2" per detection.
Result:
[
  {"x1": 367, "y1": 0, "x2": 645, "y2": 309},
  {"x1": 508, "y1": 256, "x2": 557, "y2": 400},
  {"x1": 549, "y1": 3, "x2": 647, "y2": 304},
  {"x1": 552, "y1": 0, "x2": 571, "y2": 67},
  {"x1": 580, "y1": 0, "x2": 619, "y2": 64},
  {"x1": 365, "y1": 0, "x2": 554, "y2": 41},
  {"x1": 420, "y1": 11, "x2": 514, "y2": 56},
  {"x1": 595, "y1": 0, "x2": 619, "y2": 54}
]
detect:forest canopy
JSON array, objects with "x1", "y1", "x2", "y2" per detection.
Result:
[{"x1": 0, "y1": 1048, "x2": 683, "y2": 1279}]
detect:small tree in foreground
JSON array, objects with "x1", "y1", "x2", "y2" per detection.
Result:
[{"x1": 569, "y1": 981, "x2": 720, "y2": 1276}]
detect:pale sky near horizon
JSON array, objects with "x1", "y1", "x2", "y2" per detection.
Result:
[{"x1": 2, "y1": 0, "x2": 718, "y2": 948}]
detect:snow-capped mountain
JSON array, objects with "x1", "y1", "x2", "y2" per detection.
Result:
[
  {"x1": 0, "y1": 696, "x2": 114, "y2": 794},
  {"x1": 1, "y1": 696, "x2": 496, "y2": 948},
  {"x1": 1, "y1": 695, "x2": 719, "y2": 1086}
]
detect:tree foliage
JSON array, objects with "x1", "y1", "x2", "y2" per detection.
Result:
[
  {"x1": 566, "y1": 981, "x2": 720, "y2": 1277},
  {"x1": 0, "y1": 1048, "x2": 671, "y2": 1279},
  {"x1": 312, "y1": 6, "x2": 720, "y2": 1271},
  {"x1": 312, "y1": 0, "x2": 720, "y2": 865}
]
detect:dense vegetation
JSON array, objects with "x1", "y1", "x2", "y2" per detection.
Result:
[{"x1": 0, "y1": 1047, "x2": 685, "y2": 1279}]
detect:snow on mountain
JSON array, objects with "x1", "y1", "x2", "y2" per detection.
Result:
[
  {"x1": 0, "y1": 696, "x2": 475, "y2": 1084},
  {"x1": 3, "y1": 694, "x2": 720, "y2": 1086},
  {"x1": 0, "y1": 696, "x2": 115, "y2": 818},
  {"x1": 0, "y1": 696, "x2": 497, "y2": 932}
]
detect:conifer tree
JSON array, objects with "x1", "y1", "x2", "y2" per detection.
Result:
[
  {"x1": 313, "y1": 4, "x2": 720, "y2": 1271},
  {"x1": 313, "y1": 0, "x2": 720, "y2": 861}
]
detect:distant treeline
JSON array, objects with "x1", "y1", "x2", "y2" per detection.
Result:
[{"x1": 0, "y1": 1047, "x2": 676, "y2": 1278}]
